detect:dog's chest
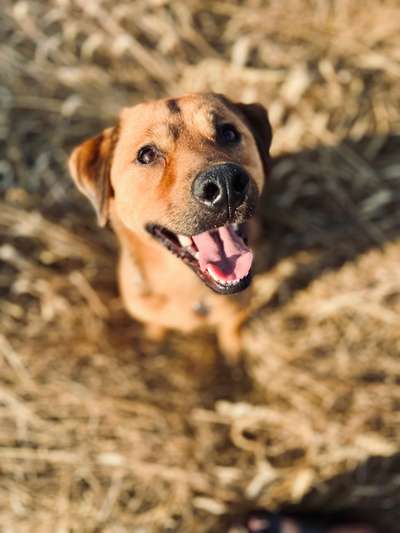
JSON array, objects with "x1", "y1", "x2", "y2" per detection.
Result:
[{"x1": 192, "y1": 299, "x2": 211, "y2": 317}]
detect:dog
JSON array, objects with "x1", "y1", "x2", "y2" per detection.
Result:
[{"x1": 69, "y1": 93, "x2": 272, "y2": 361}]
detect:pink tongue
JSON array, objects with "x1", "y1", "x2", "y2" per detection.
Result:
[{"x1": 192, "y1": 225, "x2": 253, "y2": 282}]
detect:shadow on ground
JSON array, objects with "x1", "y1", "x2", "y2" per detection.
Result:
[
  {"x1": 223, "y1": 453, "x2": 400, "y2": 533},
  {"x1": 252, "y1": 133, "x2": 400, "y2": 313}
]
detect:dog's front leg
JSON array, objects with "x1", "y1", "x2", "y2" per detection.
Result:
[
  {"x1": 144, "y1": 322, "x2": 167, "y2": 342},
  {"x1": 216, "y1": 308, "x2": 249, "y2": 365}
]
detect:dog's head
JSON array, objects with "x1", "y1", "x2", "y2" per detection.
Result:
[{"x1": 69, "y1": 93, "x2": 272, "y2": 294}]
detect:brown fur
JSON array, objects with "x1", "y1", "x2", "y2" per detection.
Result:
[{"x1": 69, "y1": 93, "x2": 272, "y2": 361}]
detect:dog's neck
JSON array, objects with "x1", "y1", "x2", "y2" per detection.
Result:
[
  {"x1": 108, "y1": 204, "x2": 212, "y2": 316},
  {"x1": 108, "y1": 202, "x2": 186, "y2": 284}
]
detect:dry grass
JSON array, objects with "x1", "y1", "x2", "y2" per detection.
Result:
[{"x1": 1, "y1": 1, "x2": 400, "y2": 531}]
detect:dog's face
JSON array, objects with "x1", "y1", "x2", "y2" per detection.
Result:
[{"x1": 69, "y1": 93, "x2": 272, "y2": 294}]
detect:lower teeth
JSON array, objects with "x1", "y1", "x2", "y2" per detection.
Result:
[{"x1": 206, "y1": 268, "x2": 240, "y2": 285}]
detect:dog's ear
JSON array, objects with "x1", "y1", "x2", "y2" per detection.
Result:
[
  {"x1": 68, "y1": 126, "x2": 118, "y2": 226},
  {"x1": 235, "y1": 102, "x2": 272, "y2": 177}
]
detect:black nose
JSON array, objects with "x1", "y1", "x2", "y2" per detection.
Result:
[{"x1": 192, "y1": 163, "x2": 249, "y2": 212}]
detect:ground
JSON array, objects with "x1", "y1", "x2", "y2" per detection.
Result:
[{"x1": 0, "y1": 1, "x2": 400, "y2": 532}]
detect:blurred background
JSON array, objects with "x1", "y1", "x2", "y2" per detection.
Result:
[{"x1": 1, "y1": 1, "x2": 400, "y2": 531}]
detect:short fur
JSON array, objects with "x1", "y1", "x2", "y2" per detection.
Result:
[{"x1": 69, "y1": 93, "x2": 272, "y2": 361}]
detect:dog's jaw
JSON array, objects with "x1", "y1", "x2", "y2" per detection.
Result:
[{"x1": 145, "y1": 222, "x2": 253, "y2": 295}]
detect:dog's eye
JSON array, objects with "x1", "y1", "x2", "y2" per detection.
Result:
[
  {"x1": 137, "y1": 145, "x2": 158, "y2": 164},
  {"x1": 217, "y1": 123, "x2": 241, "y2": 144}
]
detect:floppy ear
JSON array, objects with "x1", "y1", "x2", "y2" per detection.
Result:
[
  {"x1": 68, "y1": 126, "x2": 118, "y2": 226},
  {"x1": 235, "y1": 102, "x2": 272, "y2": 177}
]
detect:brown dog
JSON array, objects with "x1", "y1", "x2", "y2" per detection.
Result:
[{"x1": 69, "y1": 93, "x2": 272, "y2": 360}]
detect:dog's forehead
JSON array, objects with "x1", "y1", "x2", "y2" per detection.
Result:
[
  {"x1": 118, "y1": 94, "x2": 240, "y2": 141},
  {"x1": 163, "y1": 93, "x2": 234, "y2": 118}
]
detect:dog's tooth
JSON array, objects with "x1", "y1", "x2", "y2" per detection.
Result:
[
  {"x1": 178, "y1": 235, "x2": 192, "y2": 247},
  {"x1": 232, "y1": 223, "x2": 239, "y2": 231},
  {"x1": 206, "y1": 266, "x2": 243, "y2": 287},
  {"x1": 207, "y1": 267, "x2": 218, "y2": 281}
]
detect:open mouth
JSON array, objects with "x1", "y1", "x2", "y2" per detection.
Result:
[{"x1": 146, "y1": 222, "x2": 253, "y2": 294}]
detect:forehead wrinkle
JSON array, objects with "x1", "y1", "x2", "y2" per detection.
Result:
[
  {"x1": 142, "y1": 126, "x2": 157, "y2": 138},
  {"x1": 136, "y1": 121, "x2": 177, "y2": 145},
  {"x1": 166, "y1": 98, "x2": 181, "y2": 114},
  {"x1": 167, "y1": 122, "x2": 182, "y2": 142}
]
